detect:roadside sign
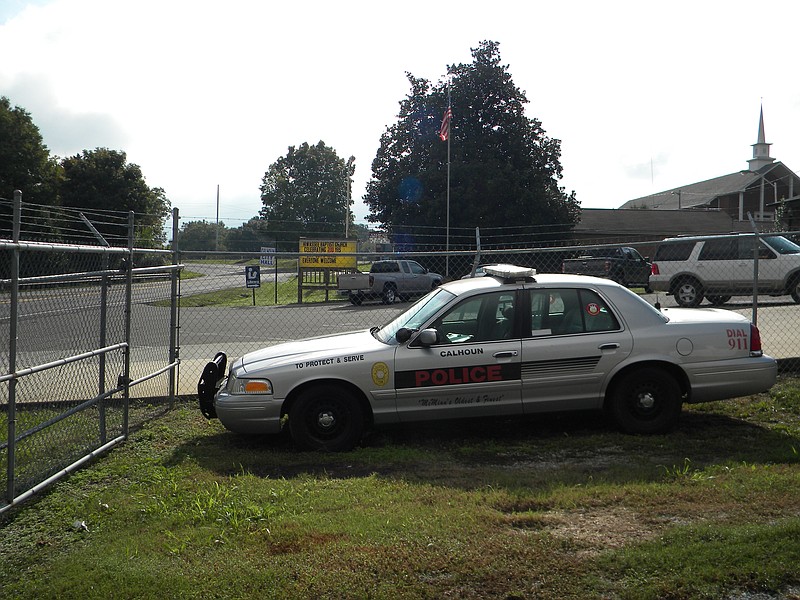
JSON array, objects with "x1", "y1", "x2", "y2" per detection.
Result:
[
  {"x1": 245, "y1": 265, "x2": 261, "y2": 288},
  {"x1": 299, "y1": 239, "x2": 357, "y2": 269},
  {"x1": 260, "y1": 247, "x2": 275, "y2": 266}
]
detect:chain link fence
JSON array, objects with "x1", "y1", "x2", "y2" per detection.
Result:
[
  {"x1": 177, "y1": 232, "x2": 800, "y2": 394},
  {"x1": 1, "y1": 193, "x2": 179, "y2": 513},
  {"x1": 4, "y1": 190, "x2": 800, "y2": 511}
]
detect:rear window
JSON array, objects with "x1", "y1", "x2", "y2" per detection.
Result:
[
  {"x1": 653, "y1": 242, "x2": 694, "y2": 261},
  {"x1": 576, "y1": 247, "x2": 620, "y2": 258},
  {"x1": 371, "y1": 262, "x2": 400, "y2": 273}
]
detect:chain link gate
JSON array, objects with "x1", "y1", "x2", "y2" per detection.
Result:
[{"x1": 1, "y1": 192, "x2": 180, "y2": 513}]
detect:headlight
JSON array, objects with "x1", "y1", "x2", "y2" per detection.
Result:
[{"x1": 229, "y1": 377, "x2": 273, "y2": 395}]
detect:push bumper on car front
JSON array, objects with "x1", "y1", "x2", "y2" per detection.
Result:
[{"x1": 197, "y1": 352, "x2": 227, "y2": 419}]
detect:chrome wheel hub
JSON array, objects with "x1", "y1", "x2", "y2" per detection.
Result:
[{"x1": 317, "y1": 411, "x2": 335, "y2": 429}]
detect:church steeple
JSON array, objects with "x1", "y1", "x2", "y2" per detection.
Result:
[{"x1": 748, "y1": 105, "x2": 775, "y2": 171}]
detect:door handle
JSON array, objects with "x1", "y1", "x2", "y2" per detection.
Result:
[
  {"x1": 493, "y1": 351, "x2": 518, "y2": 358},
  {"x1": 598, "y1": 343, "x2": 619, "y2": 350}
]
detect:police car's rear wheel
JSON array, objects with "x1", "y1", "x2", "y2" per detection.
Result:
[
  {"x1": 290, "y1": 385, "x2": 364, "y2": 451},
  {"x1": 609, "y1": 367, "x2": 682, "y2": 434}
]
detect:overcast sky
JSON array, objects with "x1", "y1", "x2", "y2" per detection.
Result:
[{"x1": 2, "y1": 0, "x2": 799, "y2": 229}]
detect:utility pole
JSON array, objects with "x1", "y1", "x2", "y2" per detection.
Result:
[{"x1": 215, "y1": 184, "x2": 220, "y2": 251}]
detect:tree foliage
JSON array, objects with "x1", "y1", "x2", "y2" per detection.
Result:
[
  {"x1": 1, "y1": 96, "x2": 171, "y2": 248},
  {"x1": 225, "y1": 217, "x2": 275, "y2": 252},
  {"x1": 259, "y1": 141, "x2": 354, "y2": 250},
  {"x1": 364, "y1": 40, "x2": 580, "y2": 249},
  {"x1": 60, "y1": 148, "x2": 170, "y2": 246},
  {"x1": 178, "y1": 220, "x2": 227, "y2": 252},
  {"x1": 0, "y1": 96, "x2": 61, "y2": 237}
]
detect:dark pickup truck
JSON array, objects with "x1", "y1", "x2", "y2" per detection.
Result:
[{"x1": 561, "y1": 246, "x2": 652, "y2": 290}]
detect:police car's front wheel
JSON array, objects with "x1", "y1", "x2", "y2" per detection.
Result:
[{"x1": 289, "y1": 385, "x2": 364, "y2": 451}]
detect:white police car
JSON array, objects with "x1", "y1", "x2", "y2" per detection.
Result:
[{"x1": 198, "y1": 265, "x2": 777, "y2": 451}]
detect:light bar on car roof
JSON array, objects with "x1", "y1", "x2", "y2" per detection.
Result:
[{"x1": 483, "y1": 264, "x2": 537, "y2": 282}]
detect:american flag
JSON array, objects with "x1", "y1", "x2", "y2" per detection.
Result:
[{"x1": 439, "y1": 107, "x2": 452, "y2": 141}]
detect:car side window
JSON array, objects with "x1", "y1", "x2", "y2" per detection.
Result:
[
  {"x1": 699, "y1": 239, "x2": 736, "y2": 261},
  {"x1": 629, "y1": 248, "x2": 645, "y2": 261},
  {"x1": 408, "y1": 262, "x2": 426, "y2": 274},
  {"x1": 654, "y1": 242, "x2": 694, "y2": 261},
  {"x1": 529, "y1": 289, "x2": 619, "y2": 337},
  {"x1": 431, "y1": 291, "x2": 515, "y2": 344},
  {"x1": 738, "y1": 238, "x2": 775, "y2": 260}
]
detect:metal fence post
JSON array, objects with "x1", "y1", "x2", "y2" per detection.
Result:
[
  {"x1": 123, "y1": 212, "x2": 134, "y2": 437},
  {"x1": 748, "y1": 213, "x2": 761, "y2": 326},
  {"x1": 169, "y1": 207, "x2": 179, "y2": 407},
  {"x1": 99, "y1": 251, "x2": 109, "y2": 444},
  {"x1": 6, "y1": 190, "x2": 21, "y2": 504}
]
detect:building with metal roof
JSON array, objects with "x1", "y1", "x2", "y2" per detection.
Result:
[{"x1": 616, "y1": 108, "x2": 800, "y2": 228}]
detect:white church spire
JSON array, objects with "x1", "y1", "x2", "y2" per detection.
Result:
[{"x1": 748, "y1": 104, "x2": 775, "y2": 171}]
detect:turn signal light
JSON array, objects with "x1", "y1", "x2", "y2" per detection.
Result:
[{"x1": 231, "y1": 378, "x2": 273, "y2": 395}]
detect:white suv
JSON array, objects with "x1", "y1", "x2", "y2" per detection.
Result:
[{"x1": 649, "y1": 233, "x2": 800, "y2": 307}]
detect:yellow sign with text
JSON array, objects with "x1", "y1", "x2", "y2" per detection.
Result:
[{"x1": 299, "y1": 240, "x2": 357, "y2": 268}]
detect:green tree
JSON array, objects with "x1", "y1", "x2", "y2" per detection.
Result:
[
  {"x1": 225, "y1": 217, "x2": 274, "y2": 252},
  {"x1": 60, "y1": 148, "x2": 171, "y2": 247},
  {"x1": 0, "y1": 96, "x2": 61, "y2": 238},
  {"x1": 364, "y1": 40, "x2": 580, "y2": 250},
  {"x1": 259, "y1": 141, "x2": 354, "y2": 250},
  {"x1": 177, "y1": 220, "x2": 227, "y2": 252}
]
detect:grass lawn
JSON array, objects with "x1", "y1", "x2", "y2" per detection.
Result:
[{"x1": 1, "y1": 380, "x2": 799, "y2": 599}]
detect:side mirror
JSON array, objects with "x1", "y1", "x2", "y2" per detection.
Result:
[{"x1": 416, "y1": 328, "x2": 438, "y2": 347}]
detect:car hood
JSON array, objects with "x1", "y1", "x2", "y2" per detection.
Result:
[{"x1": 238, "y1": 329, "x2": 386, "y2": 374}]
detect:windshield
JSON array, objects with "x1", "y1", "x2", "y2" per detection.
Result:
[
  {"x1": 374, "y1": 287, "x2": 456, "y2": 344},
  {"x1": 763, "y1": 235, "x2": 800, "y2": 255}
]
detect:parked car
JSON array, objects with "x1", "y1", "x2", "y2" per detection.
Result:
[
  {"x1": 337, "y1": 259, "x2": 442, "y2": 305},
  {"x1": 198, "y1": 265, "x2": 776, "y2": 451},
  {"x1": 649, "y1": 233, "x2": 800, "y2": 307},
  {"x1": 561, "y1": 246, "x2": 651, "y2": 290}
]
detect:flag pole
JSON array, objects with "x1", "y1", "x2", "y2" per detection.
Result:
[
  {"x1": 438, "y1": 73, "x2": 453, "y2": 277},
  {"x1": 445, "y1": 76, "x2": 451, "y2": 278}
]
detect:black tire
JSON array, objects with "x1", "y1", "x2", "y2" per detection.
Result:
[
  {"x1": 608, "y1": 367, "x2": 682, "y2": 434},
  {"x1": 789, "y1": 275, "x2": 800, "y2": 304},
  {"x1": 289, "y1": 385, "x2": 364, "y2": 451},
  {"x1": 673, "y1": 278, "x2": 704, "y2": 307},
  {"x1": 381, "y1": 284, "x2": 397, "y2": 304},
  {"x1": 706, "y1": 295, "x2": 732, "y2": 306},
  {"x1": 349, "y1": 293, "x2": 363, "y2": 306}
]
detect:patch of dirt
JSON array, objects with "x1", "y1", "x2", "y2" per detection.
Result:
[{"x1": 533, "y1": 506, "x2": 662, "y2": 554}]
